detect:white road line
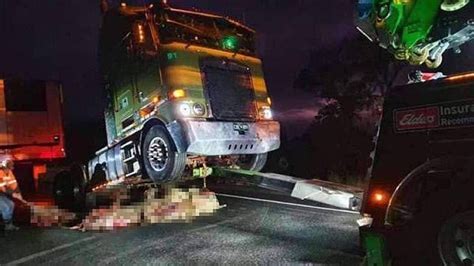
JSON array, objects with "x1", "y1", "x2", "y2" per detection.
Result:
[
  {"x1": 5, "y1": 236, "x2": 97, "y2": 266},
  {"x1": 216, "y1": 193, "x2": 360, "y2": 214}
]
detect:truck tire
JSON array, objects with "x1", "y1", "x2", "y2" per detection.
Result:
[
  {"x1": 438, "y1": 210, "x2": 474, "y2": 265},
  {"x1": 397, "y1": 180, "x2": 474, "y2": 265},
  {"x1": 53, "y1": 171, "x2": 71, "y2": 210},
  {"x1": 236, "y1": 153, "x2": 268, "y2": 172},
  {"x1": 142, "y1": 125, "x2": 186, "y2": 183},
  {"x1": 69, "y1": 164, "x2": 87, "y2": 212},
  {"x1": 53, "y1": 167, "x2": 86, "y2": 212}
]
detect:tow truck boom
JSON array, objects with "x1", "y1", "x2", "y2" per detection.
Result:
[{"x1": 356, "y1": 0, "x2": 474, "y2": 68}]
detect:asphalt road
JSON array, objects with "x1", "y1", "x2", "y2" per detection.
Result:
[{"x1": 0, "y1": 187, "x2": 363, "y2": 265}]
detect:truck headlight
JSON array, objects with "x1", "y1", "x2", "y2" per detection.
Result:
[
  {"x1": 192, "y1": 103, "x2": 205, "y2": 116},
  {"x1": 179, "y1": 103, "x2": 191, "y2": 116},
  {"x1": 259, "y1": 106, "x2": 273, "y2": 120}
]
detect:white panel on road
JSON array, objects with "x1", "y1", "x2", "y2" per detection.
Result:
[{"x1": 291, "y1": 179, "x2": 362, "y2": 210}]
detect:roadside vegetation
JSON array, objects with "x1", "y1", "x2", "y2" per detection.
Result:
[{"x1": 266, "y1": 36, "x2": 405, "y2": 187}]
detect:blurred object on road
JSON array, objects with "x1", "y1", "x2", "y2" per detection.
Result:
[
  {"x1": 143, "y1": 188, "x2": 221, "y2": 224},
  {"x1": 30, "y1": 205, "x2": 76, "y2": 227},
  {"x1": 73, "y1": 187, "x2": 223, "y2": 231},
  {"x1": 15, "y1": 186, "x2": 223, "y2": 231},
  {"x1": 80, "y1": 204, "x2": 142, "y2": 231}
]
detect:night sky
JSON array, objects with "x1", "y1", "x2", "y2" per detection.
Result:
[
  {"x1": 1, "y1": 0, "x2": 473, "y2": 158},
  {"x1": 0, "y1": 1, "x2": 356, "y2": 133}
]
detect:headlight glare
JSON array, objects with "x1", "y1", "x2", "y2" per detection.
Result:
[{"x1": 259, "y1": 106, "x2": 273, "y2": 120}]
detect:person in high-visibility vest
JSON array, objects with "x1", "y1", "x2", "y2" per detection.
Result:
[{"x1": 0, "y1": 157, "x2": 24, "y2": 231}]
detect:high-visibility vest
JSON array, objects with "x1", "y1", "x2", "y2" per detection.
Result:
[{"x1": 0, "y1": 169, "x2": 18, "y2": 192}]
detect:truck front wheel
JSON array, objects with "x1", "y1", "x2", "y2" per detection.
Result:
[
  {"x1": 142, "y1": 125, "x2": 186, "y2": 183},
  {"x1": 53, "y1": 167, "x2": 86, "y2": 212},
  {"x1": 236, "y1": 153, "x2": 268, "y2": 172}
]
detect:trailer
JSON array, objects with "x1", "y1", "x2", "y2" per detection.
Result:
[{"x1": 0, "y1": 79, "x2": 65, "y2": 195}]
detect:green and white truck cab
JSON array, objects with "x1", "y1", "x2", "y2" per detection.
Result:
[{"x1": 91, "y1": 2, "x2": 280, "y2": 184}]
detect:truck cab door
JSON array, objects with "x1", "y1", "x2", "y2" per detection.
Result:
[
  {"x1": 132, "y1": 20, "x2": 162, "y2": 112},
  {"x1": 114, "y1": 20, "x2": 160, "y2": 136},
  {"x1": 111, "y1": 42, "x2": 137, "y2": 136},
  {"x1": 135, "y1": 58, "x2": 162, "y2": 109}
]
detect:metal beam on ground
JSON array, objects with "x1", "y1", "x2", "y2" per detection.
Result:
[{"x1": 211, "y1": 167, "x2": 364, "y2": 211}]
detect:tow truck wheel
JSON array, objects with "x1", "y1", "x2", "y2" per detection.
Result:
[
  {"x1": 236, "y1": 153, "x2": 268, "y2": 172},
  {"x1": 400, "y1": 179, "x2": 474, "y2": 265},
  {"x1": 142, "y1": 125, "x2": 186, "y2": 183},
  {"x1": 438, "y1": 211, "x2": 474, "y2": 265}
]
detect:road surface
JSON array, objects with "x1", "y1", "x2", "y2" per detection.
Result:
[{"x1": 0, "y1": 185, "x2": 363, "y2": 265}]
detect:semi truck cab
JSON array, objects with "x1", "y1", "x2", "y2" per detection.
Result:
[{"x1": 93, "y1": 2, "x2": 280, "y2": 184}]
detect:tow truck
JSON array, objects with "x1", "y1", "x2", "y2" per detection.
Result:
[{"x1": 356, "y1": 0, "x2": 474, "y2": 68}]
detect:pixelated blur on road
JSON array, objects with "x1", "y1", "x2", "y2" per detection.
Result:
[{"x1": 0, "y1": 186, "x2": 363, "y2": 265}]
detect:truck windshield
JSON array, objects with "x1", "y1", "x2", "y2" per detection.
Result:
[{"x1": 156, "y1": 9, "x2": 256, "y2": 55}]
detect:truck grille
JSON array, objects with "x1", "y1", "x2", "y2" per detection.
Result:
[{"x1": 201, "y1": 59, "x2": 257, "y2": 121}]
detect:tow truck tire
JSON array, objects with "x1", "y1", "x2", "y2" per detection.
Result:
[
  {"x1": 438, "y1": 210, "x2": 474, "y2": 265},
  {"x1": 236, "y1": 153, "x2": 268, "y2": 172},
  {"x1": 399, "y1": 181, "x2": 473, "y2": 265},
  {"x1": 142, "y1": 125, "x2": 186, "y2": 183}
]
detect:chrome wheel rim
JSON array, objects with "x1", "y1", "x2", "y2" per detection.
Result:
[
  {"x1": 147, "y1": 137, "x2": 169, "y2": 172},
  {"x1": 439, "y1": 211, "x2": 474, "y2": 265}
]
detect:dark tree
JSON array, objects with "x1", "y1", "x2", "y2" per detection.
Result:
[
  {"x1": 296, "y1": 35, "x2": 404, "y2": 120},
  {"x1": 292, "y1": 35, "x2": 406, "y2": 183}
]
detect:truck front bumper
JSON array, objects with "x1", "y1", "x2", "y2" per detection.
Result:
[{"x1": 167, "y1": 120, "x2": 280, "y2": 156}]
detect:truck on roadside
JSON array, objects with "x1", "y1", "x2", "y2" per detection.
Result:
[{"x1": 0, "y1": 79, "x2": 65, "y2": 196}]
